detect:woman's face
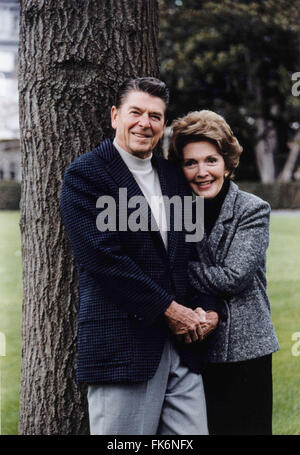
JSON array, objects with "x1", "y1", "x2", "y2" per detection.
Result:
[{"x1": 182, "y1": 141, "x2": 228, "y2": 199}]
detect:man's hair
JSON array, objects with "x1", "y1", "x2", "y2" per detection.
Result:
[
  {"x1": 168, "y1": 110, "x2": 243, "y2": 178},
  {"x1": 115, "y1": 77, "x2": 169, "y2": 111}
]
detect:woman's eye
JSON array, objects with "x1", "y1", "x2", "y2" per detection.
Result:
[{"x1": 183, "y1": 160, "x2": 197, "y2": 168}]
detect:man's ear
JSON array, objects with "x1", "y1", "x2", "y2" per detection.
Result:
[{"x1": 111, "y1": 106, "x2": 117, "y2": 130}]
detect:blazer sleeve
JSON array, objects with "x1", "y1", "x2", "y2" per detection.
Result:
[
  {"x1": 188, "y1": 199, "x2": 270, "y2": 297},
  {"x1": 60, "y1": 160, "x2": 174, "y2": 326}
]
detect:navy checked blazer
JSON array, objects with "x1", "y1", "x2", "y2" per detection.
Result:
[{"x1": 60, "y1": 139, "x2": 214, "y2": 384}]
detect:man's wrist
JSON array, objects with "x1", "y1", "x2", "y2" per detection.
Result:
[{"x1": 164, "y1": 300, "x2": 179, "y2": 318}]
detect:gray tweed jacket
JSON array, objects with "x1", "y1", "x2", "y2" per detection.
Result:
[{"x1": 189, "y1": 181, "x2": 280, "y2": 363}]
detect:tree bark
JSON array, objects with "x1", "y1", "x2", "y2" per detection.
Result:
[
  {"x1": 254, "y1": 117, "x2": 276, "y2": 183},
  {"x1": 253, "y1": 86, "x2": 277, "y2": 183},
  {"x1": 18, "y1": 0, "x2": 160, "y2": 435},
  {"x1": 277, "y1": 129, "x2": 300, "y2": 182}
]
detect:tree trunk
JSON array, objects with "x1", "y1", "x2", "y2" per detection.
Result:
[
  {"x1": 254, "y1": 117, "x2": 276, "y2": 183},
  {"x1": 253, "y1": 86, "x2": 277, "y2": 183},
  {"x1": 18, "y1": 0, "x2": 160, "y2": 435},
  {"x1": 277, "y1": 129, "x2": 300, "y2": 182}
]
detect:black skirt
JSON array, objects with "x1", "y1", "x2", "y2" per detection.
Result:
[{"x1": 201, "y1": 354, "x2": 273, "y2": 435}]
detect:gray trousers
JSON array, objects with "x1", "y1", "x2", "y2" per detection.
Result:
[{"x1": 88, "y1": 338, "x2": 208, "y2": 435}]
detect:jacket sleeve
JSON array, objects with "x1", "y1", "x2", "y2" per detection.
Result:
[
  {"x1": 60, "y1": 161, "x2": 174, "y2": 326},
  {"x1": 188, "y1": 288, "x2": 225, "y2": 317},
  {"x1": 188, "y1": 200, "x2": 270, "y2": 297},
  {"x1": 186, "y1": 244, "x2": 224, "y2": 316}
]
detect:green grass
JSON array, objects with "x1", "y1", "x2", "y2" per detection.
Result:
[
  {"x1": 0, "y1": 211, "x2": 22, "y2": 435},
  {"x1": 267, "y1": 214, "x2": 300, "y2": 435},
  {"x1": 0, "y1": 210, "x2": 299, "y2": 434}
]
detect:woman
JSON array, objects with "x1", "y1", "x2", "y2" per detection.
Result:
[{"x1": 168, "y1": 110, "x2": 280, "y2": 435}]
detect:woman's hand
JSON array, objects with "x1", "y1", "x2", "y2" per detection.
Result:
[
  {"x1": 198, "y1": 309, "x2": 219, "y2": 339},
  {"x1": 182, "y1": 308, "x2": 219, "y2": 344}
]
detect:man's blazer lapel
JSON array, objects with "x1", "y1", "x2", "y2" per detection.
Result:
[
  {"x1": 98, "y1": 138, "x2": 144, "y2": 198},
  {"x1": 97, "y1": 139, "x2": 168, "y2": 256},
  {"x1": 153, "y1": 154, "x2": 179, "y2": 267}
]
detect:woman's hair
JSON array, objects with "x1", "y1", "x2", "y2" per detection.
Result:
[{"x1": 168, "y1": 110, "x2": 243, "y2": 178}]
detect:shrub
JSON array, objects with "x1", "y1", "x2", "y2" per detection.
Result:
[
  {"x1": 0, "y1": 180, "x2": 21, "y2": 210},
  {"x1": 237, "y1": 181, "x2": 300, "y2": 209}
]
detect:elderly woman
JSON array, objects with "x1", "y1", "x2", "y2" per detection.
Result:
[{"x1": 168, "y1": 110, "x2": 280, "y2": 435}]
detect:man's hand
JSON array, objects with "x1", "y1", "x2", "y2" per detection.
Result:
[{"x1": 164, "y1": 301, "x2": 207, "y2": 343}]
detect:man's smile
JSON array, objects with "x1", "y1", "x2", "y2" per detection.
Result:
[{"x1": 131, "y1": 132, "x2": 153, "y2": 138}]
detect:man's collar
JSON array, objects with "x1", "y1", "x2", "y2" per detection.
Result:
[{"x1": 113, "y1": 138, "x2": 153, "y2": 163}]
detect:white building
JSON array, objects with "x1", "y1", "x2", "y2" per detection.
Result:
[
  {"x1": 0, "y1": 0, "x2": 18, "y2": 77},
  {"x1": 0, "y1": 0, "x2": 20, "y2": 182}
]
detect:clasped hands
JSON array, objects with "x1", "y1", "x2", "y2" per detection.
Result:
[{"x1": 164, "y1": 301, "x2": 219, "y2": 344}]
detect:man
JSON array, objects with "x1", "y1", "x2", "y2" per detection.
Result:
[{"x1": 60, "y1": 77, "x2": 218, "y2": 435}]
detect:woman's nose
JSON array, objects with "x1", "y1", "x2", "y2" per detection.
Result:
[{"x1": 195, "y1": 163, "x2": 209, "y2": 177}]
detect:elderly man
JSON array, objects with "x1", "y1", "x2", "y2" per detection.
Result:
[{"x1": 60, "y1": 77, "x2": 218, "y2": 435}]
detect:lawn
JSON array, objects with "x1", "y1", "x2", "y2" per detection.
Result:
[
  {"x1": 266, "y1": 213, "x2": 300, "y2": 435},
  {"x1": 0, "y1": 210, "x2": 299, "y2": 435},
  {"x1": 0, "y1": 211, "x2": 22, "y2": 435}
]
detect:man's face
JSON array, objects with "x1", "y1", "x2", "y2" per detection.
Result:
[{"x1": 111, "y1": 90, "x2": 167, "y2": 159}]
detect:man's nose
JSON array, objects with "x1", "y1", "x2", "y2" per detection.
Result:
[{"x1": 138, "y1": 113, "x2": 151, "y2": 128}]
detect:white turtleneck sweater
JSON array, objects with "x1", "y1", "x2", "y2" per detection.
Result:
[{"x1": 113, "y1": 139, "x2": 168, "y2": 249}]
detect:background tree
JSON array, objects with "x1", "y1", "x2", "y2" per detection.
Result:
[
  {"x1": 18, "y1": 0, "x2": 160, "y2": 435},
  {"x1": 159, "y1": 0, "x2": 300, "y2": 182}
]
